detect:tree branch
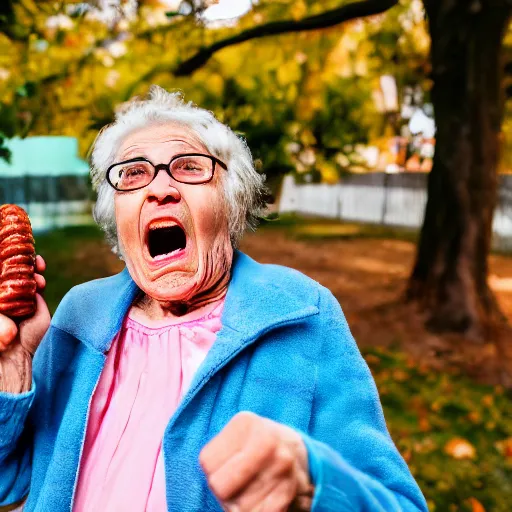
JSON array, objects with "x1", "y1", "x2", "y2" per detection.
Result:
[
  {"x1": 125, "y1": 0, "x2": 397, "y2": 97},
  {"x1": 25, "y1": 0, "x2": 399, "y2": 102},
  {"x1": 172, "y1": 0, "x2": 398, "y2": 76}
]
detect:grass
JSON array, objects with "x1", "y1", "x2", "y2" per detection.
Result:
[
  {"x1": 363, "y1": 346, "x2": 512, "y2": 512},
  {"x1": 260, "y1": 212, "x2": 420, "y2": 243},
  {"x1": 32, "y1": 223, "x2": 512, "y2": 511}
]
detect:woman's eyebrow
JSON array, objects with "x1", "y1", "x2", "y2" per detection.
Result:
[
  {"x1": 118, "y1": 140, "x2": 202, "y2": 161},
  {"x1": 117, "y1": 146, "x2": 147, "y2": 161}
]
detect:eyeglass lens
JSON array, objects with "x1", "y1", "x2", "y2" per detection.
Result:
[{"x1": 109, "y1": 155, "x2": 214, "y2": 190}]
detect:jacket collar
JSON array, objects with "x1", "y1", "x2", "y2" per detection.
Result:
[
  {"x1": 52, "y1": 250, "x2": 319, "y2": 354},
  {"x1": 185, "y1": 250, "x2": 320, "y2": 402}
]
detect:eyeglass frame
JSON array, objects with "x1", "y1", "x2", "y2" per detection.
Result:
[{"x1": 105, "y1": 152, "x2": 228, "y2": 192}]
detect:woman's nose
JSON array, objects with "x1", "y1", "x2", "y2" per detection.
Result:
[{"x1": 146, "y1": 169, "x2": 181, "y2": 203}]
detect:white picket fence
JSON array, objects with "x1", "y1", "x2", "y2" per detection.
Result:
[{"x1": 279, "y1": 174, "x2": 512, "y2": 251}]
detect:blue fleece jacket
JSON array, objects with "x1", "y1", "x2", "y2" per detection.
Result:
[{"x1": 0, "y1": 251, "x2": 427, "y2": 511}]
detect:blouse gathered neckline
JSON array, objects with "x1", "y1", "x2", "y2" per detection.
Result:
[{"x1": 126, "y1": 298, "x2": 224, "y2": 331}]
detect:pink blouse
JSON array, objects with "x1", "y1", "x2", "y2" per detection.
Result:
[{"x1": 73, "y1": 300, "x2": 224, "y2": 511}]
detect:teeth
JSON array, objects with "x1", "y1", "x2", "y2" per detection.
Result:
[{"x1": 148, "y1": 221, "x2": 179, "y2": 231}]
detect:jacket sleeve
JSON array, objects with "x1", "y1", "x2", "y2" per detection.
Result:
[
  {"x1": 299, "y1": 286, "x2": 428, "y2": 512},
  {"x1": 0, "y1": 384, "x2": 35, "y2": 506}
]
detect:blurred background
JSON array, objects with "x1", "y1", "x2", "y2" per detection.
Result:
[{"x1": 1, "y1": 0, "x2": 512, "y2": 510}]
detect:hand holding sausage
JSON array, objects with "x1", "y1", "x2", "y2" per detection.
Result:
[{"x1": 0, "y1": 233, "x2": 50, "y2": 393}]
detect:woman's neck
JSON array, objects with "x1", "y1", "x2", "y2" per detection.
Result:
[{"x1": 132, "y1": 277, "x2": 229, "y2": 323}]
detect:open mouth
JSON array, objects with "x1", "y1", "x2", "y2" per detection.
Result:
[{"x1": 147, "y1": 225, "x2": 187, "y2": 259}]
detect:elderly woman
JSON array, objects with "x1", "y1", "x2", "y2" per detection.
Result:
[{"x1": 0, "y1": 86, "x2": 427, "y2": 512}]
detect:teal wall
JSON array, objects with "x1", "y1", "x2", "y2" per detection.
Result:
[
  {"x1": 0, "y1": 136, "x2": 93, "y2": 231},
  {"x1": 0, "y1": 136, "x2": 89, "y2": 177}
]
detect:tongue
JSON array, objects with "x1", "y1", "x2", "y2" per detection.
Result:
[{"x1": 148, "y1": 226, "x2": 186, "y2": 258}]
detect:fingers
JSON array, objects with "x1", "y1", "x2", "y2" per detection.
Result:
[
  {"x1": 33, "y1": 293, "x2": 50, "y2": 318},
  {"x1": 222, "y1": 448, "x2": 297, "y2": 511},
  {"x1": 201, "y1": 412, "x2": 260, "y2": 476},
  {"x1": 34, "y1": 255, "x2": 46, "y2": 293},
  {"x1": 205, "y1": 439, "x2": 276, "y2": 502},
  {"x1": 0, "y1": 313, "x2": 18, "y2": 352},
  {"x1": 34, "y1": 273, "x2": 46, "y2": 292},
  {"x1": 256, "y1": 477, "x2": 297, "y2": 512},
  {"x1": 35, "y1": 255, "x2": 46, "y2": 273}
]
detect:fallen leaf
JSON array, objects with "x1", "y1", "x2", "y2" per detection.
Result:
[
  {"x1": 365, "y1": 354, "x2": 381, "y2": 366},
  {"x1": 401, "y1": 448, "x2": 412, "y2": 463},
  {"x1": 505, "y1": 439, "x2": 512, "y2": 458},
  {"x1": 392, "y1": 369, "x2": 409, "y2": 382},
  {"x1": 482, "y1": 394, "x2": 494, "y2": 407},
  {"x1": 468, "y1": 497, "x2": 486, "y2": 512},
  {"x1": 495, "y1": 437, "x2": 512, "y2": 458},
  {"x1": 444, "y1": 438, "x2": 476, "y2": 459},
  {"x1": 419, "y1": 416, "x2": 431, "y2": 432},
  {"x1": 467, "y1": 411, "x2": 481, "y2": 424}
]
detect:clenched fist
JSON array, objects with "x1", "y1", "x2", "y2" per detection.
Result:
[
  {"x1": 0, "y1": 255, "x2": 50, "y2": 394},
  {"x1": 200, "y1": 412, "x2": 314, "y2": 512}
]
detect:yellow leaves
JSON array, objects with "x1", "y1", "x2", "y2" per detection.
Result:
[
  {"x1": 150, "y1": 33, "x2": 165, "y2": 46},
  {"x1": 276, "y1": 60, "x2": 301, "y2": 87},
  {"x1": 63, "y1": 34, "x2": 80, "y2": 49},
  {"x1": 289, "y1": 0, "x2": 307, "y2": 21},
  {"x1": 316, "y1": 159, "x2": 338, "y2": 184},
  {"x1": 204, "y1": 73, "x2": 224, "y2": 97},
  {"x1": 216, "y1": 45, "x2": 248, "y2": 77},
  {"x1": 139, "y1": 0, "x2": 171, "y2": 6},
  {"x1": 284, "y1": 84, "x2": 298, "y2": 103},
  {"x1": 444, "y1": 438, "x2": 476, "y2": 460},
  {"x1": 0, "y1": 33, "x2": 17, "y2": 67},
  {"x1": 234, "y1": 75, "x2": 255, "y2": 91},
  {"x1": 353, "y1": 53, "x2": 368, "y2": 77},
  {"x1": 299, "y1": 129, "x2": 316, "y2": 147},
  {"x1": 26, "y1": 60, "x2": 39, "y2": 74}
]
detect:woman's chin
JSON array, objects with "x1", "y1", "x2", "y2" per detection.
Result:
[{"x1": 142, "y1": 274, "x2": 199, "y2": 304}]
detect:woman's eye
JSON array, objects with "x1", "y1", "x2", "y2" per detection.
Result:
[
  {"x1": 183, "y1": 164, "x2": 200, "y2": 171},
  {"x1": 125, "y1": 166, "x2": 147, "y2": 176},
  {"x1": 180, "y1": 162, "x2": 203, "y2": 172}
]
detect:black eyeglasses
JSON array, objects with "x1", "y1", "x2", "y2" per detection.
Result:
[{"x1": 106, "y1": 153, "x2": 228, "y2": 191}]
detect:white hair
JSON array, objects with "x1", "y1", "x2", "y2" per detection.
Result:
[{"x1": 90, "y1": 85, "x2": 268, "y2": 254}]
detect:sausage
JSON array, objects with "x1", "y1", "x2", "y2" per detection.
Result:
[{"x1": 0, "y1": 204, "x2": 37, "y2": 318}]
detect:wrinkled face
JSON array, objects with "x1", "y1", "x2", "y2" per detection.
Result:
[{"x1": 113, "y1": 123, "x2": 233, "y2": 304}]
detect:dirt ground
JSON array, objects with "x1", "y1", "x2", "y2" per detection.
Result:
[{"x1": 240, "y1": 230, "x2": 512, "y2": 387}]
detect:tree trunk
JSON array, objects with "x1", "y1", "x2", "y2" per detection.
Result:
[{"x1": 408, "y1": 0, "x2": 511, "y2": 339}]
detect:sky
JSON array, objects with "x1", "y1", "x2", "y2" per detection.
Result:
[
  {"x1": 202, "y1": 0, "x2": 254, "y2": 21},
  {"x1": 84, "y1": 0, "x2": 255, "y2": 27}
]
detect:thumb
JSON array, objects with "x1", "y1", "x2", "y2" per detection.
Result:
[
  {"x1": 0, "y1": 313, "x2": 17, "y2": 352},
  {"x1": 19, "y1": 294, "x2": 51, "y2": 355}
]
